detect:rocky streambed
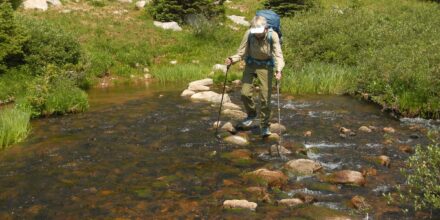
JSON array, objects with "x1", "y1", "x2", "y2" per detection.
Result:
[{"x1": 0, "y1": 81, "x2": 436, "y2": 219}]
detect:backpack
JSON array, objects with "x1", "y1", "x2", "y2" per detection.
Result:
[
  {"x1": 245, "y1": 10, "x2": 282, "y2": 67},
  {"x1": 256, "y1": 10, "x2": 282, "y2": 45}
]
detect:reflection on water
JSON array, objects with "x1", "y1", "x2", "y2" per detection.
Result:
[{"x1": 0, "y1": 83, "x2": 435, "y2": 219}]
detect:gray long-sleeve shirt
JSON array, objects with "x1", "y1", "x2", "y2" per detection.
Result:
[{"x1": 229, "y1": 29, "x2": 285, "y2": 72}]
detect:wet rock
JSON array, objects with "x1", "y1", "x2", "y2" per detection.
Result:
[
  {"x1": 246, "y1": 186, "x2": 271, "y2": 203},
  {"x1": 304, "y1": 130, "x2": 312, "y2": 137},
  {"x1": 378, "y1": 155, "x2": 391, "y2": 167},
  {"x1": 181, "y1": 89, "x2": 195, "y2": 97},
  {"x1": 227, "y1": 15, "x2": 250, "y2": 26},
  {"x1": 270, "y1": 123, "x2": 287, "y2": 133},
  {"x1": 339, "y1": 127, "x2": 356, "y2": 136},
  {"x1": 323, "y1": 170, "x2": 366, "y2": 186},
  {"x1": 23, "y1": 0, "x2": 48, "y2": 10},
  {"x1": 295, "y1": 193, "x2": 316, "y2": 204},
  {"x1": 284, "y1": 159, "x2": 322, "y2": 176},
  {"x1": 188, "y1": 84, "x2": 210, "y2": 92},
  {"x1": 350, "y1": 195, "x2": 371, "y2": 210},
  {"x1": 266, "y1": 133, "x2": 280, "y2": 142},
  {"x1": 399, "y1": 145, "x2": 414, "y2": 154},
  {"x1": 232, "y1": 79, "x2": 241, "y2": 86},
  {"x1": 212, "y1": 64, "x2": 227, "y2": 74},
  {"x1": 246, "y1": 168, "x2": 288, "y2": 188},
  {"x1": 224, "y1": 149, "x2": 252, "y2": 161},
  {"x1": 358, "y1": 126, "x2": 372, "y2": 133},
  {"x1": 188, "y1": 78, "x2": 213, "y2": 87},
  {"x1": 221, "y1": 122, "x2": 236, "y2": 133},
  {"x1": 222, "y1": 102, "x2": 241, "y2": 110},
  {"x1": 222, "y1": 109, "x2": 247, "y2": 120},
  {"x1": 269, "y1": 144, "x2": 291, "y2": 156},
  {"x1": 383, "y1": 127, "x2": 396, "y2": 133},
  {"x1": 153, "y1": 21, "x2": 182, "y2": 31},
  {"x1": 278, "y1": 198, "x2": 304, "y2": 207},
  {"x1": 144, "y1": 73, "x2": 153, "y2": 79},
  {"x1": 361, "y1": 167, "x2": 377, "y2": 177},
  {"x1": 223, "y1": 199, "x2": 257, "y2": 211},
  {"x1": 191, "y1": 91, "x2": 231, "y2": 104},
  {"x1": 224, "y1": 135, "x2": 249, "y2": 147}
]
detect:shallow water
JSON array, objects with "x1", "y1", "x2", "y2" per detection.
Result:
[{"x1": 0, "y1": 82, "x2": 436, "y2": 219}]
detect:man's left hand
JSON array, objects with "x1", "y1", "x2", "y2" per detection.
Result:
[{"x1": 275, "y1": 71, "x2": 282, "y2": 80}]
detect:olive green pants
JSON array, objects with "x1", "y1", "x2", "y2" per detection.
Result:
[{"x1": 241, "y1": 64, "x2": 274, "y2": 128}]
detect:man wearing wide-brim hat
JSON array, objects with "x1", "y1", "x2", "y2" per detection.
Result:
[{"x1": 225, "y1": 15, "x2": 285, "y2": 137}]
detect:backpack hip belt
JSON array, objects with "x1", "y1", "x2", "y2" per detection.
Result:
[{"x1": 245, "y1": 56, "x2": 275, "y2": 67}]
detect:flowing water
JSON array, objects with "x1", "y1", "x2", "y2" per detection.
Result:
[{"x1": 0, "y1": 82, "x2": 437, "y2": 219}]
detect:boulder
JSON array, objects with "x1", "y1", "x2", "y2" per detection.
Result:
[
  {"x1": 212, "y1": 64, "x2": 227, "y2": 74},
  {"x1": 278, "y1": 198, "x2": 304, "y2": 207},
  {"x1": 188, "y1": 84, "x2": 210, "y2": 92},
  {"x1": 223, "y1": 200, "x2": 257, "y2": 211},
  {"x1": 224, "y1": 135, "x2": 249, "y2": 147},
  {"x1": 358, "y1": 126, "x2": 372, "y2": 133},
  {"x1": 284, "y1": 159, "x2": 322, "y2": 176},
  {"x1": 227, "y1": 15, "x2": 250, "y2": 26},
  {"x1": 270, "y1": 123, "x2": 286, "y2": 133},
  {"x1": 266, "y1": 133, "x2": 280, "y2": 142},
  {"x1": 46, "y1": 0, "x2": 62, "y2": 6},
  {"x1": 303, "y1": 130, "x2": 312, "y2": 137},
  {"x1": 118, "y1": 0, "x2": 132, "y2": 3},
  {"x1": 222, "y1": 102, "x2": 241, "y2": 110},
  {"x1": 269, "y1": 144, "x2": 291, "y2": 156},
  {"x1": 153, "y1": 21, "x2": 182, "y2": 31},
  {"x1": 246, "y1": 168, "x2": 288, "y2": 188},
  {"x1": 181, "y1": 89, "x2": 195, "y2": 97},
  {"x1": 323, "y1": 170, "x2": 366, "y2": 186},
  {"x1": 23, "y1": 0, "x2": 48, "y2": 10},
  {"x1": 135, "y1": 0, "x2": 149, "y2": 9},
  {"x1": 191, "y1": 91, "x2": 231, "y2": 104},
  {"x1": 232, "y1": 79, "x2": 241, "y2": 86},
  {"x1": 222, "y1": 109, "x2": 247, "y2": 120},
  {"x1": 188, "y1": 78, "x2": 213, "y2": 87}
]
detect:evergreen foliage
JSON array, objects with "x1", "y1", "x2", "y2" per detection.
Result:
[
  {"x1": 0, "y1": 0, "x2": 23, "y2": 10},
  {"x1": 263, "y1": 0, "x2": 319, "y2": 17}
]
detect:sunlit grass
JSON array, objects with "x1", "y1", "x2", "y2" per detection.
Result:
[{"x1": 0, "y1": 107, "x2": 31, "y2": 149}]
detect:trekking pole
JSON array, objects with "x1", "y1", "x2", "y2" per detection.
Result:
[
  {"x1": 276, "y1": 78, "x2": 282, "y2": 157},
  {"x1": 215, "y1": 64, "x2": 231, "y2": 139}
]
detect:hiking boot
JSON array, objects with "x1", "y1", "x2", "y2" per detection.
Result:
[
  {"x1": 261, "y1": 127, "x2": 272, "y2": 137},
  {"x1": 240, "y1": 116, "x2": 256, "y2": 127}
]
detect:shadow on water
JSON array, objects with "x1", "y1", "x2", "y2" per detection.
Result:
[{"x1": 0, "y1": 82, "x2": 437, "y2": 219}]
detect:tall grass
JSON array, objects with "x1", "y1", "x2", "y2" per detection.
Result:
[
  {"x1": 0, "y1": 107, "x2": 31, "y2": 149},
  {"x1": 282, "y1": 62, "x2": 358, "y2": 95},
  {"x1": 152, "y1": 64, "x2": 212, "y2": 83}
]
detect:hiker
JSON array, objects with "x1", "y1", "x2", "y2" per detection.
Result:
[{"x1": 225, "y1": 15, "x2": 285, "y2": 137}]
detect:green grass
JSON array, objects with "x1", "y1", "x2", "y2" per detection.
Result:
[
  {"x1": 0, "y1": 107, "x2": 31, "y2": 149},
  {"x1": 282, "y1": 62, "x2": 358, "y2": 95},
  {"x1": 44, "y1": 84, "x2": 89, "y2": 116}
]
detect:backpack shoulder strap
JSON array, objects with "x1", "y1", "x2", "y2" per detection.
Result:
[{"x1": 268, "y1": 29, "x2": 273, "y2": 57}]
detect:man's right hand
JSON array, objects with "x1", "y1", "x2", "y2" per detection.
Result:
[{"x1": 224, "y1": 58, "x2": 232, "y2": 66}]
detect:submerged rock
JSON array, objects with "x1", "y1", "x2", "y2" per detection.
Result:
[
  {"x1": 278, "y1": 198, "x2": 304, "y2": 207},
  {"x1": 266, "y1": 133, "x2": 280, "y2": 142},
  {"x1": 284, "y1": 159, "x2": 322, "y2": 176},
  {"x1": 350, "y1": 195, "x2": 371, "y2": 210},
  {"x1": 339, "y1": 127, "x2": 356, "y2": 136},
  {"x1": 153, "y1": 21, "x2": 182, "y2": 31},
  {"x1": 304, "y1": 130, "x2": 312, "y2": 137},
  {"x1": 399, "y1": 145, "x2": 414, "y2": 154},
  {"x1": 323, "y1": 170, "x2": 366, "y2": 186},
  {"x1": 270, "y1": 123, "x2": 287, "y2": 133},
  {"x1": 188, "y1": 78, "x2": 213, "y2": 87},
  {"x1": 223, "y1": 199, "x2": 257, "y2": 211},
  {"x1": 224, "y1": 135, "x2": 249, "y2": 147},
  {"x1": 246, "y1": 168, "x2": 288, "y2": 188},
  {"x1": 383, "y1": 127, "x2": 396, "y2": 133},
  {"x1": 377, "y1": 155, "x2": 391, "y2": 167},
  {"x1": 269, "y1": 144, "x2": 291, "y2": 156}
]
